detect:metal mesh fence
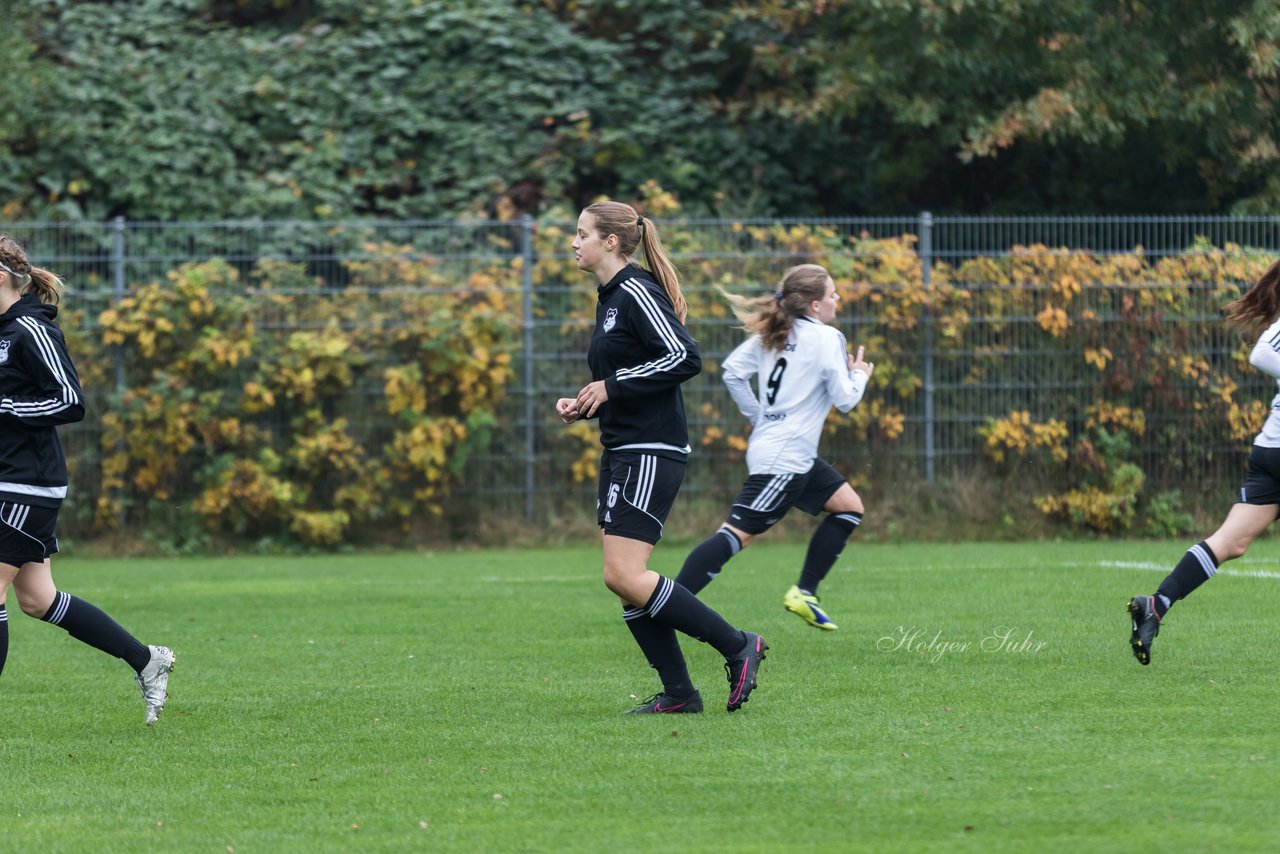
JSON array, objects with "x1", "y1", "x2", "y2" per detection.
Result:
[{"x1": 4, "y1": 214, "x2": 1278, "y2": 538}]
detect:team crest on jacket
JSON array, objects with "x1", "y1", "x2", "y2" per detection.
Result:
[
  {"x1": 0, "y1": 339, "x2": 9, "y2": 365},
  {"x1": 603, "y1": 307, "x2": 618, "y2": 333}
]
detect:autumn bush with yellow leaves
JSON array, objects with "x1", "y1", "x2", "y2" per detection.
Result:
[
  {"x1": 67, "y1": 202, "x2": 1278, "y2": 547},
  {"x1": 662, "y1": 217, "x2": 1273, "y2": 535},
  {"x1": 961, "y1": 244, "x2": 1275, "y2": 533},
  {"x1": 91, "y1": 247, "x2": 519, "y2": 547}
]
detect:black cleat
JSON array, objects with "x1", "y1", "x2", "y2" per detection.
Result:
[
  {"x1": 725, "y1": 632, "x2": 768, "y2": 712},
  {"x1": 1128, "y1": 595, "x2": 1161, "y2": 666},
  {"x1": 625, "y1": 691, "x2": 704, "y2": 714}
]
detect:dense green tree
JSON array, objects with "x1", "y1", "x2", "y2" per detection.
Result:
[
  {"x1": 2, "y1": 0, "x2": 1277, "y2": 220},
  {"x1": 9, "y1": 0, "x2": 618, "y2": 219},
  {"x1": 713, "y1": 0, "x2": 1280, "y2": 212}
]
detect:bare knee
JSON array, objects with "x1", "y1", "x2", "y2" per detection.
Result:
[
  {"x1": 16, "y1": 588, "x2": 52, "y2": 618},
  {"x1": 825, "y1": 483, "x2": 863, "y2": 515},
  {"x1": 11, "y1": 560, "x2": 56, "y2": 618},
  {"x1": 602, "y1": 562, "x2": 638, "y2": 599},
  {"x1": 724, "y1": 525, "x2": 752, "y2": 549},
  {"x1": 1209, "y1": 538, "x2": 1248, "y2": 562},
  {"x1": 13, "y1": 578, "x2": 55, "y2": 617},
  {"x1": 1206, "y1": 529, "x2": 1259, "y2": 563},
  {"x1": 1204, "y1": 504, "x2": 1279, "y2": 564},
  {"x1": 602, "y1": 566, "x2": 626, "y2": 598}
]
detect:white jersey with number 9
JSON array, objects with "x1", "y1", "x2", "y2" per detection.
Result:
[{"x1": 721, "y1": 315, "x2": 868, "y2": 475}]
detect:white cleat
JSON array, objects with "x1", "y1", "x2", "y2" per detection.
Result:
[{"x1": 136, "y1": 645, "x2": 175, "y2": 726}]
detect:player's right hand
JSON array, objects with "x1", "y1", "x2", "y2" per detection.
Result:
[
  {"x1": 556, "y1": 397, "x2": 580, "y2": 423},
  {"x1": 850, "y1": 345, "x2": 875, "y2": 378}
]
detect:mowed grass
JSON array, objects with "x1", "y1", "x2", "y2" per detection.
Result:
[{"x1": 2, "y1": 539, "x2": 1278, "y2": 853}]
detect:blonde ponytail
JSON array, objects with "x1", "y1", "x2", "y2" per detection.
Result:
[
  {"x1": 583, "y1": 201, "x2": 687, "y2": 322},
  {"x1": 0, "y1": 234, "x2": 64, "y2": 304},
  {"x1": 638, "y1": 218, "x2": 686, "y2": 323},
  {"x1": 26, "y1": 268, "x2": 65, "y2": 305},
  {"x1": 722, "y1": 264, "x2": 832, "y2": 353}
]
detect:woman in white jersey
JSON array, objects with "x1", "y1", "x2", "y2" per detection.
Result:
[
  {"x1": 1128, "y1": 258, "x2": 1280, "y2": 664},
  {"x1": 676, "y1": 264, "x2": 873, "y2": 630}
]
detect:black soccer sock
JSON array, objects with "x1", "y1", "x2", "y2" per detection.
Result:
[
  {"x1": 1154, "y1": 541, "x2": 1219, "y2": 618},
  {"x1": 797, "y1": 512, "x2": 862, "y2": 595},
  {"x1": 0, "y1": 605, "x2": 8, "y2": 677},
  {"x1": 622, "y1": 605, "x2": 695, "y2": 698},
  {"x1": 644, "y1": 576, "x2": 747, "y2": 658},
  {"x1": 674, "y1": 527, "x2": 742, "y2": 595},
  {"x1": 41, "y1": 591, "x2": 151, "y2": 673}
]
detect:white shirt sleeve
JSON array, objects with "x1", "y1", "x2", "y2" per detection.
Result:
[
  {"x1": 825, "y1": 330, "x2": 867, "y2": 413},
  {"x1": 722, "y1": 337, "x2": 762, "y2": 422},
  {"x1": 1249, "y1": 317, "x2": 1280, "y2": 380}
]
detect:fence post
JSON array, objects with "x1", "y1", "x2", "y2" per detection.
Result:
[
  {"x1": 111, "y1": 216, "x2": 127, "y2": 527},
  {"x1": 112, "y1": 217, "x2": 126, "y2": 391},
  {"x1": 919, "y1": 211, "x2": 935, "y2": 484},
  {"x1": 520, "y1": 215, "x2": 536, "y2": 523}
]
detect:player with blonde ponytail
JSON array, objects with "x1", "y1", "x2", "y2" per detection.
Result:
[{"x1": 557, "y1": 201, "x2": 768, "y2": 715}]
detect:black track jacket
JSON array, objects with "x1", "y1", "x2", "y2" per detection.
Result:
[
  {"x1": 0, "y1": 294, "x2": 84, "y2": 508},
  {"x1": 588, "y1": 264, "x2": 701, "y2": 459}
]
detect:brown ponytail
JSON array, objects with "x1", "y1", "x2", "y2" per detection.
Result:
[
  {"x1": 26, "y1": 268, "x2": 65, "y2": 305},
  {"x1": 722, "y1": 263, "x2": 832, "y2": 353},
  {"x1": 1224, "y1": 258, "x2": 1280, "y2": 335},
  {"x1": 637, "y1": 218, "x2": 685, "y2": 323},
  {"x1": 583, "y1": 201, "x2": 687, "y2": 322},
  {"x1": 0, "y1": 234, "x2": 64, "y2": 304}
]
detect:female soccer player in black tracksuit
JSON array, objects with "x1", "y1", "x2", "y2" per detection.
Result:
[
  {"x1": 0, "y1": 234, "x2": 174, "y2": 725},
  {"x1": 556, "y1": 201, "x2": 767, "y2": 713}
]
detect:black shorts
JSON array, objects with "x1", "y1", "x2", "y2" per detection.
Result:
[
  {"x1": 725, "y1": 458, "x2": 847, "y2": 535},
  {"x1": 596, "y1": 451, "x2": 686, "y2": 545},
  {"x1": 0, "y1": 501, "x2": 60, "y2": 568},
  {"x1": 1239, "y1": 445, "x2": 1280, "y2": 505}
]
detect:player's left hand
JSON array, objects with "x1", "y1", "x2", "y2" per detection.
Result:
[{"x1": 576, "y1": 380, "x2": 609, "y2": 418}]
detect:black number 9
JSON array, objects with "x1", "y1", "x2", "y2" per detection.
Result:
[{"x1": 766, "y1": 357, "x2": 787, "y2": 405}]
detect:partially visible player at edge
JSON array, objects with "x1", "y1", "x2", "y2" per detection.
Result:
[
  {"x1": 0, "y1": 234, "x2": 174, "y2": 725},
  {"x1": 557, "y1": 201, "x2": 767, "y2": 714},
  {"x1": 1128, "y1": 257, "x2": 1280, "y2": 664},
  {"x1": 676, "y1": 264, "x2": 874, "y2": 629}
]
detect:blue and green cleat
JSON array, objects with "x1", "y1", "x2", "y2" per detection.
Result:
[{"x1": 784, "y1": 585, "x2": 838, "y2": 631}]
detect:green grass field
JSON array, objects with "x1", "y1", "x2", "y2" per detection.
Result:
[{"x1": 2, "y1": 539, "x2": 1278, "y2": 853}]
